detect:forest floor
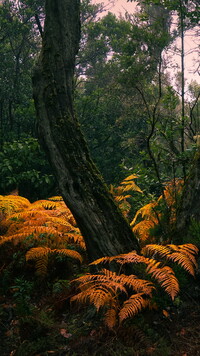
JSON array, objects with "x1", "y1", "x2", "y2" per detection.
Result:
[{"x1": 0, "y1": 288, "x2": 200, "y2": 356}]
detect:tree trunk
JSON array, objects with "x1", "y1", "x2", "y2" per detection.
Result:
[
  {"x1": 32, "y1": 0, "x2": 139, "y2": 261},
  {"x1": 176, "y1": 148, "x2": 200, "y2": 241}
]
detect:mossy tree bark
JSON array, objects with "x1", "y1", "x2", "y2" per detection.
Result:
[{"x1": 32, "y1": 0, "x2": 139, "y2": 261}]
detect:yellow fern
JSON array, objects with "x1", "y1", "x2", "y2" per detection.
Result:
[
  {"x1": 26, "y1": 246, "x2": 83, "y2": 275},
  {"x1": 131, "y1": 202, "x2": 158, "y2": 226},
  {"x1": 142, "y1": 244, "x2": 199, "y2": 276},
  {"x1": 146, "y1": 260, "x2": 179, "y2": 300},
  {"x1": 132, "y1": 220, "x2": 156, "y2": 242},
  {"x1": 104, "y1": 301, "x2": 119, "y2": 329},
  {"x1": 119, "y1": 293, "x2": 149, "y2": 323}
]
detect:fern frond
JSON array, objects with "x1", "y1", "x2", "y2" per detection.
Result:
[
  {"x1": 26, "y1": 246, "x2": 51, "y2": 261},
  {"x1": 29, "y1": 200, "x2": 58, "y2": 210},
  {"x1": 73, "y1": 271, "x2": 127, "y2": 295},
  {"x1": 53, "y1": 248, "x2": 83, "y2": 263},
  {"x1": 142, "y1": 244, "x2": 198, "y2": 276},
  {"x1": 120, "y1": 182, "x2": 143, "y2": 194},
  {"x1": 71, "y1": 285, "x2": 114, "y2": 311},
  {"x1": 65, "y1": 232, "x2": 86, "y2": 250},
  {"x1": 115, "y1": 195, "x2": 131, "y2": 202},
  {"x1": 171, "y1": 243, "x2": 199, "y2": 255},
  {"x1": 122, "y1": 174, "x2": 139, "y2": 181},
  {"x1": 26, "y1": 247, "x2": 50, "y2": 276},
  {"x1": 132, "y1": 220, "x2": 156, "y2": 241},
  {"x1": 0, "y1": 232, "x2": 33, "y2": 246},
  {"x1": 146, "y1": 260, "x2": 179, "y2": 300},
  {"x1": 142, "y1": 244, "x2": 171, "y2": 259},
  {"x1": 48, "y1": 196, "x2": 63, "y2": 201},
  {"x1": 119, "y1": 293, "x2": 149, "y2": 323},
  {"x1": 104, "y1": 301, "x2": 119, "y2": 329},
  {"x1": 0, "y1": 195, "x2": 30, "y2": 216},
  {"x1": 166, "y1": 252, "x2": 196, "y2": 276},
  {"x1": 131, "y1": 202, "x2": 157, "y2": 226},
  {"x1": 90, "y1": 251, "x2": 148, "y2": 266}
]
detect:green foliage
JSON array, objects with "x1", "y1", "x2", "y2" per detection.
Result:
[{"x1": 0, "y1": 138, "x2": 55, "y2": 200}]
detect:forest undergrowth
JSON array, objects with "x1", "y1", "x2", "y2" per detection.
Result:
[{"x1": 0, "y1": 176, "x2": 200, "y2": 356}]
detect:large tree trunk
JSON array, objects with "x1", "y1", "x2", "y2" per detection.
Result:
[{"x1": 32, "y1": 0, "x2": 139, "y2": 261}]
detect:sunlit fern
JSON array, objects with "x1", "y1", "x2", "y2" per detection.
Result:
[
  {"x1": 26, "y1": 246, "x2": 83, "y2": 277},
  {"x1": 131, "y1": 179, "x2": 183, "y2": 243},
  {"x1": 71, "y1": 243, "x2": 198, "y2": 328},
  {"x1": 0, "y1": 195, "x2": 85, "y2": 276},
  {"x1": 110, "y1": 174, "x2": 143, "y2": 218},
  {"x1": 71, "y1": 268, "x2": 154, "y2": 328}
]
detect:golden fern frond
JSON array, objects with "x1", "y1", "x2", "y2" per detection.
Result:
[
  {"x1": 142, "y1": 244, "x2": 198, "y2": 276},
  {"x1": 90, "y1": 251, "x2": 148, "y2": 266},
  {"x1": 131, "y1": 202, "x2": 157, "y2": 226},
  {"x1": 124, "y1": 276, "x2": 154, "y2": 296},
  {"x1": 71, "y1": 285, "x2": 114, "y2": 311},
  {"x1": 48, "y1": 196, "x2": 63, "y2": 201},
  {"x1": 104, "y1": 301, "x2": 119, "y2": 329},
  {"x1": 142, "y1": 244, "x2": 171, "y2": 259},
  {"x1": 64, "y1": 232, "x2": 86, "y2": 250},
  {"x1": 119, "y1": 293, "x2": 149, "y2": 323},
  {"x1": 170, "y1": 243, "x2": 199, "y2": 255},
  {"x1": 73, "y1": 271, "x2": 127, "y2": 295},
  {"x1": 0, "y1": 196, "x2": 28, "y2": 216},
  {"x1": 122, "y1": 174, "x2": 139, "y2": 181},
  {"x1": 53, "y1": 248, "x2": 83, "y2": 263},
  {"x1": 35, "y1": 255, "x2": 48, "y2": 277},
  {"x1": 18, "y1": 226, "x2": 62, "y2": 237},
  {"x1": 88, "y1": 286, "x2": 114, "y2": 311},
  {"x1": 0, "y1": 232, "x2": 33, "y2": 246},
  {"x1": 166, "y1": 252, "x2": 196, "y2": 276},
  {"x1": 115, "y1": 194, "x2": 132, "y2": 202},
  {"x1": 111, "y1": 251, "x2": 149, "y2": 265},
  {"x1": 8, "y1": 210, "x2": 50, "y2": 221},
  {"x1": 0, "y1": 226, "x2": 62, "y2": 246},
  {"x1": 175, "y1": 244, "x2": 199, "y2": 267},
  {"x1": 162, "y1": 179, "x2": 183, "y2": 207},
  {"x1": 29, "y1": 200, "x2": 58, "y2": 210},
  {"x1": 26, "y1": 247, "x2": 50, "y2": 277},
  {"x1": 120, "y1": 182, "x2": 143, "y2": 194},
  {"x1": 132, "y1": 220, "x2": 156, "y2": 241},
  {"x1": 44, "y1": 216, "x2": 74, "y2": 230},
  {"x1": 146, "y1": 260, "x2": 179, "y2": 300},
  {"x1": 99, "y1": 269, "x2": 154, "y2": 296},
  {"x1": 26, "y1": 246, "x2": 51, "y2": 261}
]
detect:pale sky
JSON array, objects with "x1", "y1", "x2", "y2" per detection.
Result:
[
  {"x1": 92, "y1": 0, "x2": 138, "y2": 16},
  {"x1": 92, "y1": 0, "x2": 200, "y2": 90}
]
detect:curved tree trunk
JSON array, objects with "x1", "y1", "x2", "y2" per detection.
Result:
[{"x1": 32, "y1": 0, "x2": 139, "y2": 261}]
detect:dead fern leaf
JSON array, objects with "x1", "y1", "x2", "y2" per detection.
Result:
[
  {"x1": 90, "y1": 251, "x2": 148, "y2": 266},
  {"x1": 166, "y1": 252, "x2": 196, "y2": 276},
  {"x1": 131, "y1": 202, "x2": 157, "y2": 226},
  {"x1": 119, "y1": 293, "x2": 149, "y2": 323},
  {"x1": 146, "y1": 260, "x2": 179, "y2": 300},
  {"x1": 104, "y1": 301, "x2": 119, "y2": 329},
  {"x1": 53, "y1": 248, "x2": 83, "y2": 263}
]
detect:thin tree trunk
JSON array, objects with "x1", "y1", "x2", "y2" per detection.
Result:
[
  {"x1": 176, "y1": 147, "x2": 200, "y2": 242},
  {"x1": 32, "y1": 0, "x2": 139, "y2": 261}
]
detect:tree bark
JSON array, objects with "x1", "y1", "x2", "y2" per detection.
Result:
[
  {"x1": 32, "y1": 0, "x2": 139, "y2": 261},
  {"x1": 176, "y1": 148, "x2": 200, "y2": 241}
]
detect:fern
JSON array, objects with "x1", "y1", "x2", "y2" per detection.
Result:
[
  {"x1": 71, "y1": 268, "x2": 155, "y2": 328},
  {"x1": 26, "y1": 246, "x2": 82, "y2": 276},
  {"x1": 0, "y1": 195, "x2": 84, "y2": 280},
  {"x1": 119, "y1": 293, "x2": 149, "y2": 322},
  {"x1": 142, "y1": 244, "x2": 199, "y2": 276},
  {"x1": 145, "y1": 260, "x2": 179, "y2": 300}
]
